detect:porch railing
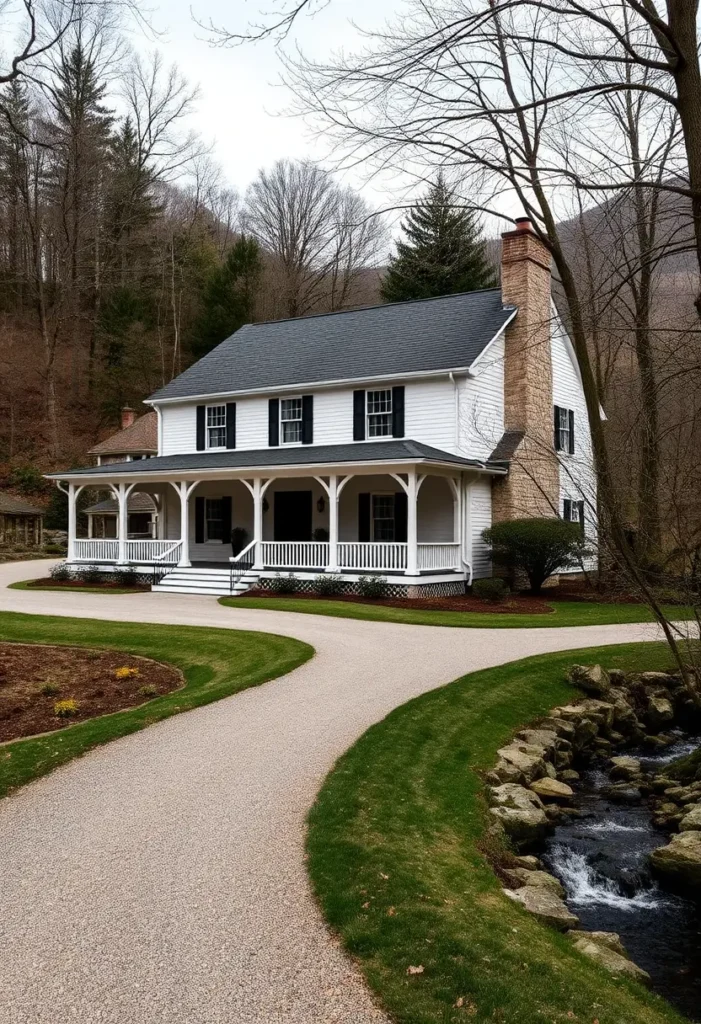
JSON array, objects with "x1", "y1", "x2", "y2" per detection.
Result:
[
  {"x1": 125, "y1": 539, "x2": 182, "y2": 564},
  {"x1": 74, "y1": 538, "x2": 119, "y2": 561},
  {"x1": 337, "y1": 542, "x2": 407, "y2": 571},
  {"x1": 260, "y1": 541, "x2": 330, "y2": 569},
  {"x1": 417, "y1": 543, "x2": 462, "y2": 571}
]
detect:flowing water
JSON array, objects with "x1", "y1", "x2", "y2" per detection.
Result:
[{"x1": 541, "y1": 733, "x2": 701, "y2": 1019}]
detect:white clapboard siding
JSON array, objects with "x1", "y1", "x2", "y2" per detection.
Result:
[
  {"x1": 458, "y1": 333, "x2": 505, "y2": 461},
  {"x1": 469, "y1": 478, "x2": 493, "y2": 578}
]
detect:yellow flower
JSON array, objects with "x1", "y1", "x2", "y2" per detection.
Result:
[
  {"x1": 54, "y1": 699, "x2": 79, "y2": 718},
  {"x1": 115, "y1": 666, "x2": 140, "y2": 680}
]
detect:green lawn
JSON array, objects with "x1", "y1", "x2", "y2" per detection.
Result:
[
  {"x1": 0, "y1": 611, "x2": 313, "y2": 797},
  {"x1": 222, "y1": 594, "x2": 693, "y2": 629},
  {"x1": 307, "y1": 641, "x2": 687, "y2": 1024}
]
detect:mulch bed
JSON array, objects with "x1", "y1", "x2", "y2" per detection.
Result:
[
  {"x1": 0, "y1": 642, "x2": 183, "y2": 743},
  {"x1": 245, "y1": 590, "x2": 553, "y2": 614},
  {"x1": 26, "y1": 577, "x2": 151, "y2": 592}
]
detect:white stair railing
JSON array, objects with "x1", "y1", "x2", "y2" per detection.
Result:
[
  {"x1": 230, "y1": 539, "x2": 257, "y2": 591},
  {"x1": 126, "y1": 539, "x2": 182, "y2": 564}
]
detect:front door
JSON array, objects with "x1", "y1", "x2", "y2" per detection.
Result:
[{"x1": 274, "y1": 490, "x2": 313, "y2": 542}]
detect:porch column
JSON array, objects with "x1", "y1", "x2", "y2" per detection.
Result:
[
  {"x1": 328, "y1": 474, "x2": 339, "y2": 572},
  {"x1": 116, "y1": 482, "x2": 134, "y2": 565},
  {"x1": 63, "y1": 482, "x2": 82, "y2": 562},
  {"x1": 177, "y1": 481, "x2": 192, "y2": 567},
  {"x1": 406, "y1": 469, "x2": 418, "y2": 576}
]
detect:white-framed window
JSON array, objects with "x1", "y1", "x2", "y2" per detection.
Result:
[
  {"x1": 371, "y1": 493, "x2": 395, "y2": 541},
  {"x1": 207, "y1": 405, "x2": 227, "y2": 449},
  {"x1": 280, "y1": 397, "x2": 303, "y2": 444},
  {"x1": 563, "y1": 498, "x2": 585, "y2": 536},
  {"x1": 205, "y1": 498, "x2": 224, "y2": 541},
  {"x1": 367, "y1": 389, "x2": 392, "y2": 438}
]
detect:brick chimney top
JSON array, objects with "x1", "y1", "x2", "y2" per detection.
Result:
[
  {"x1": 121, "y1": 406, "x2": 136, "y2": 430},
  {"x1": 515, "y1": 216, "x2": 533, "y2": 233}
]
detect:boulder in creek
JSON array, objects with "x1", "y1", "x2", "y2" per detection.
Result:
[
  {"x1": 679, "y1": 803, "x2": 701, "y2": 832},
  {"x1": 504, "y1": 886, "x2": 579, "y2": 930},
  {"x1": 488, "y1": 784, "x2": 549, "y2": 846},
  {"x1": 567, "y1": 930, "x2": 627, "y2": 957},
  {"x1": 569, "y1": 934, "x2": 651, "y2": 984},
  {"x1": 492, "y1": 758, "x2": 525, "y2": 785},
  {"x1": 513, "y1": 854, "x2": 541, "y2": 870},
  {"x1": 517, "y1": 729, "x2": 559, "y2": 756},
  {"x1": 495, "y1": 743, "x2": 548, "y2": 782},
  {"x1": 649, "y1": 830, "x2": 701, "y2": 889},
  {"x1": 609, "y1": 755, "x2": 642, "y2": 781},
  {"x1": 609, "y1": 691, "x2": 639, "y2": 733},
  {"x1": 646, "y1": 695, "x2": 674, "y2": 729},
  {"x1": 539, "y1": 716, "x2": 577, "y2": 740},
  {"x1": 529, "y1": 778, "x2": 574, "y2": 802},
  {"x1": 604, "y1": 784, "x2": 643, "y2": 804},
  {"x1": 502, "y1": 868, "x2": 565, "y2": 897},
  {"x1": 560, "y1": 769, "x2": 580, "y2": 782},
  {"x1": 568, "y1": 664, "x2": 611, "y2": 696}
]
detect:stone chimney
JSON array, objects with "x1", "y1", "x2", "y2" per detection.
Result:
[
  {"x1": 492, "y1": 217, "x2": 560, "y2": 520},
  {"x1": 121, "y1": 406, "x2": 136, "y2": 430}
]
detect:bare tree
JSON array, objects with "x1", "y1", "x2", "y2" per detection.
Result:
[{"x1": 244, "y1": 158, "x2": 383, "y2": 318}]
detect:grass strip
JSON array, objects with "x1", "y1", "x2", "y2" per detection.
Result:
[
  {"x1": 0, "y1": 611, "x2": 313, "y2": 798},
  {"x1": 9, "y1": 579, "x2": 145, "y2": 594},
  {"x1": 307, "y1": 640, "x2": 687, "y2": 1024},
  {"x1": 222, "y1": 594, "x2": 693, "y2": 629}
]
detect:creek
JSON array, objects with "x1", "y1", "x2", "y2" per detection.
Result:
[{"x1": 541, "y1": 732, "x2": 701, "y2": 1020}]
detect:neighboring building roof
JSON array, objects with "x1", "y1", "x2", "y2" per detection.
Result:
[
  {"x1": 148, "y1": 290, "x2": 516, "y2": 402},
  {"x1": 0, "y1": 492, "x2": 44, "y2": 516},
  {"x1": 88, "y1": 412, "x2": 158, "y2": 456},
  {"x1": 49, "y1": 440, "x2": 506, "y2": 479},
  {"x1": 489, "y1": 430, "x2": 526, "y2": 464},
  {"x1": 84, "y1": 494, "x2": 157, "y2": 515}
]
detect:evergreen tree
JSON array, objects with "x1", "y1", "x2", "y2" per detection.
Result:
[
  {"x1": 381, "y1": 175, "x2": 496, "y2": 303},
  {"x1": 192, "y1": 236, "x2": 262, "y2": 357}
]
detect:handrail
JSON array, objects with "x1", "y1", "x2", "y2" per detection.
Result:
[
  {"x1": 153, "y1": 541, "x2": 183, "y2": 563},
  {"x1": 230, "y1": 539, "x2": 257, "y2": 592}
]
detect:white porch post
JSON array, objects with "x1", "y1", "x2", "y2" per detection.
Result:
[
  {"x1": 115, "y1": 482, "x2": 134, "y2": 565},
  {"x1": 328, "y1": 474, "x2": 339, "y2": 571},
  {"x1": 64, "y1": 482, "x2": 82, "y2": 562},
  {"x1": 178, "y1": 482, "x2": 192, "y2": 567},
  {"x1": 406, "y1": 469, "x2": 418, "y2": 576},
  {"x1": 252, "y1": 478, "x2": 264, "y2": 569}
]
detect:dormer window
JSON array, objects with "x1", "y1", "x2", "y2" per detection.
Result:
[
  {"x1": 280, "y1": 398, "x2": 303, "y2": 444},
  {"x1": 367, "y1": 389, "x2": 393, "y2": 438},
  {"x1": 207, "y1": 405, "x2": 227, "y2": 449}
]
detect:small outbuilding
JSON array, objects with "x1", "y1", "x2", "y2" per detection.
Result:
[{"x1": 0, "y1": 492, "x2": 44, "y2": 547}]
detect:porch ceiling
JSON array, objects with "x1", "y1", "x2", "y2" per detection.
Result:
[{"x1": 47, "y1": 440, "x2": 507, "y2": 483}]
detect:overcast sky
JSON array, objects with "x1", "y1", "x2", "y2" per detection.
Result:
[{"x1": 135, "y1": 0, "x2": 397, "y2": 202}]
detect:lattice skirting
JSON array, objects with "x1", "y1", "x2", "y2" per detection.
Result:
[{"x1": 258, "y1": 577, "x2": 466, "y2": 600}]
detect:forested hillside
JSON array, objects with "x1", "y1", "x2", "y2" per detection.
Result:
[{"x1": 0, "y1": 23, "x2": 384, "y2": 482}]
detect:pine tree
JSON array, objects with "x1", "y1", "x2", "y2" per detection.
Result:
[
  {"x1": 192, "y1": 236, "x2": 262, "y2": 357},
  {"x1": 381, "y1": 175, "x2": 496, "y2": 303}
]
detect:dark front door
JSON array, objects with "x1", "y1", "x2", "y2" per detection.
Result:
[{"x1": 274, "y1": 490, "x2": 313, "y2": 542}]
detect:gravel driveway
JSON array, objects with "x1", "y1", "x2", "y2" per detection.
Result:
[{"x1": 0, "y1": 560, "x2": 661, "y2": 1023}]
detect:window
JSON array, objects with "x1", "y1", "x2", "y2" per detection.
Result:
[
  {"x1": 367, "y1": 389, "x2": 392, "y2": 438},
  {"x1": 563, "y1": 498, "x2": 585, "y2": 537},
  {"x1": 371, "y1": 494, "x2": 395, "y2": 541},
  {"x1": 205, "y1": 498, "x2": 224, "y2": 541},
  {"x1": 207, "y1": 405, "x2": 227, "y2": 449},
  {"x1": 280, "y1": 397, "x2": 303, "y2": 444},
  {"x1": 554, "y1": 405, "x2": 575, "y2": 453}
]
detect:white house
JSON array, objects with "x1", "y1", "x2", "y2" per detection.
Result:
[{"x1": 49, "y1": 218, "x2": 595, "y2": 596}]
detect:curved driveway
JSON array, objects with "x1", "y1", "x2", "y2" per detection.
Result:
[{"x1": 0, "y1": 560, "x2": 662, "y2": 1023}]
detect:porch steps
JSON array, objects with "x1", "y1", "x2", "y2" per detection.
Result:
[{"x1": 152, "y1": 566, "x2": 260, "y2": 597}]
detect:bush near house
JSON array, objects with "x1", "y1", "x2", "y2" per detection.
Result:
[
  {"x1": 472, "y1": 577, "x2": 509, "y2": 603},
  {"x1": 482, "y1": 518, "x2": 586, "y2": 595}
]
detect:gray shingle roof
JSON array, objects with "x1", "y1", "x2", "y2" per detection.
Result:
[
  {"x1": 0, "y1": 492, "x2": 44, "y2": 516},
  {"x1": 489, "y1": 430, "x2": 525, "y2": 464},
  {"x1": 49, "y1": 441, "x2": 505, "y2": 479},
  {"x1": 84, "y1": 494, "x2": 157, "y2": 514},
  {"x1": 149, "y1": 290, "x2": 514, "y2": 402}
]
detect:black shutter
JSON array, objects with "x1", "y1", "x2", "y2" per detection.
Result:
[
  {"x1": 358, "y1": 493, "x2": 371, "y2": 541},
  {"x1": 302, "y1": 395, "x2": 314, "y2": 444},
  {"x1": 221, "y1": 495, "x2": 232, "y2": 543},
  {"x1": 553, "y1": 405, "x2": 561, "y2": 451},
  {"x1": 226, "y1": 403, "x2": 236, "y2": 449},
  {"x1": 353, "y1": 390, "x2": 366, "y2": 441},
  {"x1": 568, "y1": 409, "x2": 575, "y2": 454},
  {"x1": 392, "y1": 385, "x2": 405, "y2": 438},
  {"x1": 268, "y1": 398, "x2": 280, "y2": 447},
  {"x1": 577, "y1": 500, "x2": 585, "y2": 538},
  {"x1": 563, "y1": 498, "x2": 572, "y2": 521},
  {"x1": 394, "y1": 491, "x2": 408, "y2": 542},
  {"x1": 195, "y1": 496, "x2": 205, "y2": 543},
  {"x1": 196, "y1": 405, "x2": 206, "y2": 451}
]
